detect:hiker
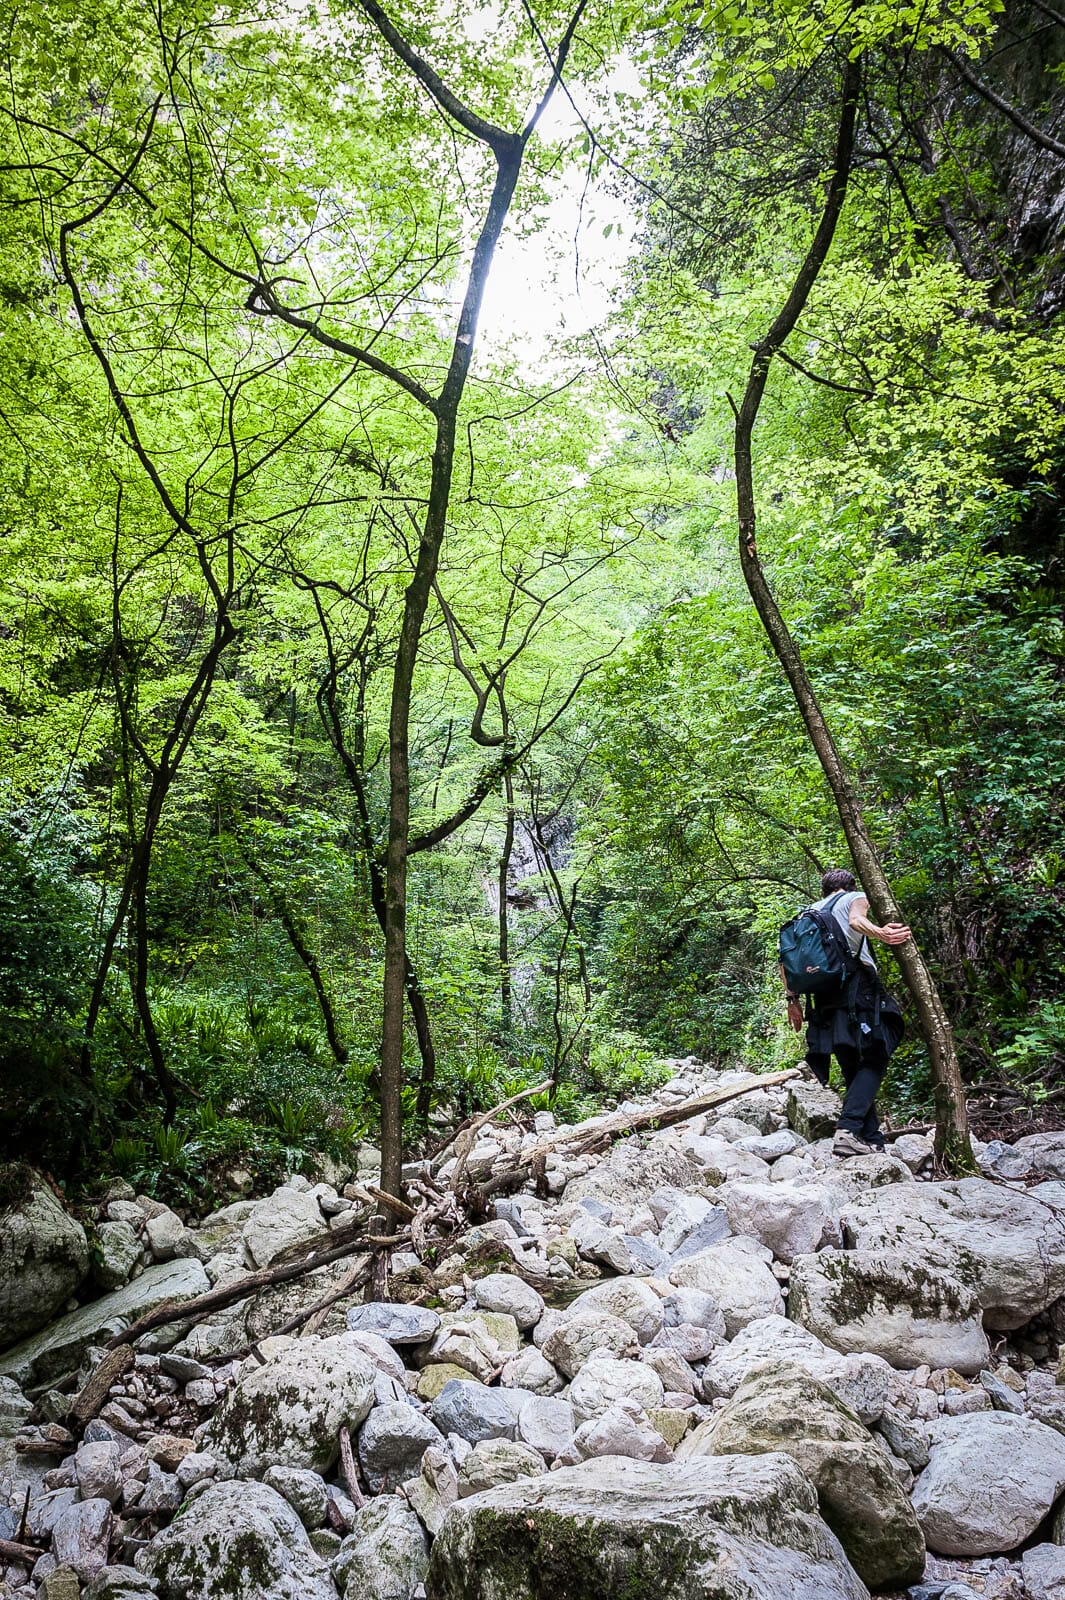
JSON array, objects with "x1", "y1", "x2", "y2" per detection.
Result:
[{"x1": 782, "y1": 868, "x2": 909, "y2": 1157}]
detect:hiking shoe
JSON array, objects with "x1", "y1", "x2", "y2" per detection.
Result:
[{"x1": 833, "y1": 1129, "x2": 875, "y2": 1158}]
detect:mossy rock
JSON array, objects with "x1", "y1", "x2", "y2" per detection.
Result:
[
  {"x1": 417, "y1": 1362, "x2": 474, "y2": 1402},
  {"x1": 683, "y1": 1360, "x2": 924, "y2": 1592},
  {"x1": 426, "y1": 1453, "x2": 869, "y2": 1600}
]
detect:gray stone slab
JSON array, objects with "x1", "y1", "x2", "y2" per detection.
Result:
[{"x1": 0, "y1": 1259, "x2": 210, "y2": 1388}]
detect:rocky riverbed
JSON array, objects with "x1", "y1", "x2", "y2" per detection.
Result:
[{"x1": 5, "y1": 1063, "x2": 1065, "y2": 1599}]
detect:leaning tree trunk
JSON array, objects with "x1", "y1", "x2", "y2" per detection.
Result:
[
  {"x1": 498, "y1": 686, "x2": 515, "y2": 1041},
  {"x1": 730, "y1": 52, "x2": 973, "y2": 1169}
]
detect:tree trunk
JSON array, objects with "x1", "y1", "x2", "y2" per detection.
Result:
[
  {"x1": 355, "y1": 0, "x2": 586, "y2": 1209},
  {"x1": 730, "y1": 53, "x2": 973, "y2": 1169},
  {"x1": 379, "y1": 146, "x2": 526, "y2": 1202},
  {"x1": 498, "y1": 689, "x2": 515, "y2": 1040},
  {"x1": 309, "y1": 628, "x2": 440, "y2": 1104}
]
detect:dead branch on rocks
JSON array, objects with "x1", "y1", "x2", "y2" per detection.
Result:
[
  {"x1": 0, "y1": 1536, "x2": 43, "y2": 1565},
  {"x1": 67, "y1": 1343, "x2": 134, "y2": 1426},
  {"x1": 93, "y1": 1069, "x2": 797, "y2": 1378},
  {"x1": 105, "y1": 1224, "x2": 403, "y2": 1349},
  {"x1": 338, "y1": 1424, "x2": 365, "y2": 1508},
  {"x1": 447, "y1": 1078, "x2": 554, "y2": 1193},
  {"x1": 451, "y1": 1069, "x2": 800, "y2": 1194},
  {"x1": 303, "y1": 1256, "x2": 375, "y2": 1338}
]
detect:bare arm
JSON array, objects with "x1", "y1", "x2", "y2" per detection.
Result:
[
  {"x1": 849, "y1": 896, "x2": 911, "y2": 947},
  {"x1": 780, "y1": 961, "x2": 805, "y2": 1032}
]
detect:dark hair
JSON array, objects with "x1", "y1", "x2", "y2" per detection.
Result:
[{"x1": 821, "y1": 868, "x2": 857, "y2": 895}]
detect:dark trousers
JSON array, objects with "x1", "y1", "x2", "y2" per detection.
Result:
[{"x1": 806, "y1": 1043, "x2": 886, "y2": 1147}]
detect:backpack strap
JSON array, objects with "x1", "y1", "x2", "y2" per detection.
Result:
[{"x1": 823, "y1": 890, "x2": 862, "y2": 972}]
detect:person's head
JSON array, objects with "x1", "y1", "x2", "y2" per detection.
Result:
[{"x1": 821, "y1": 868, "x2": 857, "y2": 895}]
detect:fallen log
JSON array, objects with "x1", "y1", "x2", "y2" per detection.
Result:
[
  {"x1": 447, "y1": 1079, "x2": 554, "y2": 1192},
  {"x1": 106, "y1": 1227, "x2": 405, "y2": 1350},
  {"x1": 527, "y1": 1069, "x2": 799, "y2": 1158},
  {"x1": 67, "y1": 1343, "x2": 134, "y2": 1429},
  {"x1": 458, "y1": 1068, "x2": 801, "y2": 1190},
  {"x1": 0, "y1": 1536, "x2": 42, "y2": 1565}
]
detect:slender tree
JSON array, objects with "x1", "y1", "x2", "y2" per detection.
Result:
[{"x1": 730, "y1": 51, "x2": 974, "y2": 1167}]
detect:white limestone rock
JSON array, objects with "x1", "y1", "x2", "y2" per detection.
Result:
[
  {"x1": 568, "y1": 1354, "x2": 665, "y2": 1424},
  {"x1": 567, "y1": 1277, "x2": 664, "y2": 1344},
  {"x1": 841, "y1": 1178, "x2": 1065, "y2": 1329},
  {"x1": 472, "y1": 1274, "x2": 544, "y2": 1331},
  {"x1": 720, "y1": 1179, "x2": 840, "y2": 1264},
  {"x1": 668, "y1": 1241, "x2": 784, "y2": 1337},
  {"x1": 141, "y1": 1478, "x2": 336, "y2": 1600},
  {"x1": 0, "y1": 1258, "x2": 211, "y2": 1389},
  {"x1": 558, "y1": 1397, "x2": 673, "y2": 1465},
  {"x1": 499, "y1": 1347, "x2": 563, "y2": 1395},
  {"x1": 681, "y1": 1360, "x2": 924, "y2": 1591},
  {"x1": 788, "y1": 1248, "x2": 991, "y2": 1375},
  {"x1": 911, "y1": 1411, "x2": 1065, "y2": 1555},
  {"x1": 356, "y1": 1401, "x2": 444, "y2": 1494},
  {"x1": 517, "y1": 1395, "x2": 575, "y2": 1461},
  {"x1": 203, "y1": 1333, "x2": 375, "y2": 1477},
  {"x1": 93, "y1": 1222, "x2": 142, "y2": 1291},
  {"x1": 426, "y1": 1454, "x2": 870, "y2": 1600},
  {"x1": 242, "y1": 1188, "x2": 326, "y2": 1270},
  {"x1": 0, "y1": 1174, "x2": 90, "y2": 1347},
  {"x1": 334, "y1": 1495, "x2": 428, "y2": 1600},
  {"x1": 457, "y1": 1438, "x2": 546, "y2": 1497},
  {"x1": 701, "y1": 1315, "x2": 891, "y2": 1425},
  {"x1": 539, "y1": 1308, "x2": 638, "y2": 1378}
]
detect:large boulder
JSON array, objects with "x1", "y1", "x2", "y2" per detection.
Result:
[
  {"x1": 472, "y1": 1275, "x2": 544, "y2": 1332},
  {"x1": 0, "y1": 1168, "x2": 90, "y2": 1347},
  {"x1": 567, "y1": 1278, "x2": 664, "y2": 1344},
  {"x1": 428, "y1": 1379, "x2": 517, "y2": 1445},
  {"x1": 911, "y1": 1411, "x2": 1065, "y2": 1555},
  {"x1": 141, "y1": 1478, "x2": 336, "y2": 1600},
  {"x1": 0, "y1": 1258, "x2": 210, "y2": 1388},
  {"x1": 357, "y1": 1401, "x2": 444, "y2": 1493},
  {"x1": 702, "y1": 1315, "x2": 891, "y2": 1425},
  {"x1": 840, "y1": 1178, "x2": 1065, "y2": 1330},
  {"x1": 347, "y1": 1303, "x2": 440, "y2": 1346},
  {"x1": 539, "y1": 1309, "x2": 637, "y2": 1377},
  {"x1": 94, "y1": 1221, "x2": 142, "y2": 1292},
  {"x1": 720, "y1": 1180, "x2": 839, "y2": 1264},
  {"x1": 568, "y1": 1354, "x2": 665, "y2": 1424},
  {"x1": 1014, "y1": 1131, "x2": 1065, "y2": 1180},
  {"x1": 563, "y1": 1135, "x2": 704, "y2": 1225},
  {"x1": 203, "y1": 1333, "x2": 375, "y2": 1476},
  {"x1": 668, "y1": 1241, "x2": 784, "y2": 1336},
  {"x1": 243, "y1": 1188, "x2": 326, "y2": 1269},
  {"x1": 335, "y1": 1495, "x2": 429, "y2": 1600},
  {"x1": 681, "y1": 1361, "x2": 924, "y2": 1590},
  {"x1": 787, "y1": 1081, "x2": 842, "y2": 1141},
  {"x1": 788, "y1": 1249, "x2": 990, "y2": 1375},
  {"x1": 426, "y1": 1453, "x2": 870, "y2": 1600},
  {"x1": 457, "y1": 1439, "x2": 547, "y2": 1497}
]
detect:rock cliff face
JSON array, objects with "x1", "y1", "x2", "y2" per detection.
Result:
[{"x1": 4, "y1": 1059, "x2": 1065, "y2": 1600}]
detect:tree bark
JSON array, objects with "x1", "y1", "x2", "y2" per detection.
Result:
[
  {"x1": 305, "y1": 606, "x2": 439, "y2": 1103},
  {"x1": 378, "y1": 149, "x2": 525, "y2": 1204},
  {"x1": 730, "y1": 54, "x2": 973, "y2": 1168},
  {"x1": 498, "y1": 686, "x2": 515, "y2": 1041},
  {"x1": 367, "y1": 0, "x2": 586, "y2": 1207}
]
